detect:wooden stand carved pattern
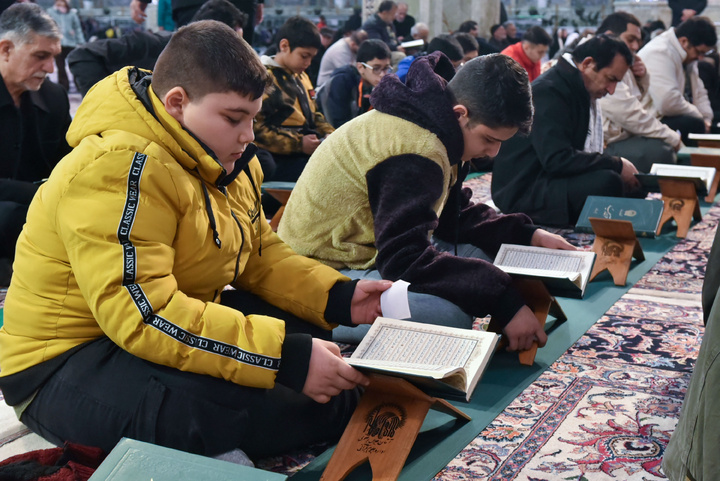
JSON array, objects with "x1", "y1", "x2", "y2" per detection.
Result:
[
  {"x1": 588, "y1": 218, "x2": 644, "y2": 286},
  {"x1": 656, "y1": 179, "x2": 702, "y2": 238},
  {"x1": 321, "y1": 375, "x2": 470, "y2": 481}
]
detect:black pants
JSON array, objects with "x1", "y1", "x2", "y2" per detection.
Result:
[
  {"x1": 21, "y1": 290, "x2": 357, "y2": 459},
  {"x1": 269, "y1": 152, "x2": 310, "y2": 183},
  {"x1": 566, "y1": 168, "x2": 624, "y2": 225},
  {"x1": 54, "y1": 46, "x2": 75, "y2": 92},
  {"x1": 0, "y1": 179, "x2": 39, "y2": 259},
  {"x1": 662, "y1": 115, "x2": 706, "y2": 146}
]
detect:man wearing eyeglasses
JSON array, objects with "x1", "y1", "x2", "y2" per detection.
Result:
[
  {"x1": 639, "y1": 16, "x2": 717, "y2": 143},
  {"x1": 598, "y1": 12, "x2": 683, "y2": 173},
  {"x1": 319, "y1": 39, "x2": 392, "y2": 128}
]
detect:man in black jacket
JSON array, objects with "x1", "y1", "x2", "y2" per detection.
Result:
[
  {"x1": 361, "y1": 0, "x2": 399, "y2": 51},
  {"x1": 492, "y1": 35, "x2": 641, "y2": 226},
  {"x1": 0, "y1": 4, "x2": 71, "y2": 284},
  {"x1": 130, "y1": 0, "x2": 260, "y2": 45},
  {"x1": 69, "y1": 0, "x2": 246, "y2": 96},
  {"x1": 669, "y1": 0, "x2": 706, "y2": 26}
]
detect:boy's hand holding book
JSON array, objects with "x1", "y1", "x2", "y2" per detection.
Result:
[{"x1": 304, "y1": 339, "x2": 370, "y2": 404}]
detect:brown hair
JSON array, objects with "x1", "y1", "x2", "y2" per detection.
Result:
[{"x1": 153, "y1": 20, "x2": 271, "y2": 101}]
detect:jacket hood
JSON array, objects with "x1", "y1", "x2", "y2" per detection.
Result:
[
  {"x1": 66, "y1": 67, "x2": 246, "y2": 185},
  {"x1": 370, "y1": 52, "x2": 464, "y2": 164}
]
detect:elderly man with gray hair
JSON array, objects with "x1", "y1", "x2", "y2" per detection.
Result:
[{"x1": 0, "y1": 3, "x2": 71, "y2": 285}]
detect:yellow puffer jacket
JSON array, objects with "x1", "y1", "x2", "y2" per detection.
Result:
[{"x1": 0, "y1": 68, "x2": 347, "y2": 389}]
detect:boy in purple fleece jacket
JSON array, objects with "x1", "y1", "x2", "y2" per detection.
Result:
[{"x1": 279, "y1": 53, "x2": 575, "y2": 351}]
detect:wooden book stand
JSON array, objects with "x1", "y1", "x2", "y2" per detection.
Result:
[
  {"x1": 656, "y1": 179, "x2": 702, "y2": 238},
  {"x1": 512, "y1": 278, "x2": 566, "y2": 366},
  {"x1": 321, "y1": 374, "x2": 471, "y2": 481},
  {"x1": 264, "y1": 188, "x2": 292, "y2": 232},
  {"x1": 588, "y1": 218, "x2": 644, "y2": 286},
  {"x1": 690, "y1": 153, "x2": 720, "y2": 202}
]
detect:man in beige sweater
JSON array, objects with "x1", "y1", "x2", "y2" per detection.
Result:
[{"x1": 598, "y1": 12, "x2": 682, "y2": 172}]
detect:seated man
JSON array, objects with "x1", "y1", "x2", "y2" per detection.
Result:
[
  {"x1": 598, "y1": 12, "x2": 681, "y2": 172},
  {"x1": 452, "y1": 32, "x2": 479, "y2": 65},
  {"x1": 409, "y1": 21, "x2": 429, "y2": 47},
  {"x1": 319, "y1": 39, "x2": 392, "y2": 128},
  {"x1": 492, "y1": 35, "x2": 640, "y2": 226},
  {"x1": 504, "y1": 21, "x2": 521, "y2": 45},
  {"x1": 0, "y1": 20, "x2": 389, "y2": 460},
  {"x1": 361, "y1": 0, "x2": 399, "y2": 51},
  {"x1": 639, "y1": 16, "x2": 716, "y2": 143},
  {"x1": 279, "y1": 53, "x2": 573, "y2": 349},
  {"x1": 489, "y1": 24, "x2": 508, "y2": 51},
  {"x1": 315, "y1": 29, "x2": 367, "y2": 88},
  {"x1": 254, "y1": 16, "x2": 334, "y2": 182},
  {"x1": 0, "y1": 4, "x2": 71, "y2": 285},
  {"x1": 457, "y1": 20, "x2": 498, "y2": 55},
  {"x1": 501, "y1": 26, "x2": 552, "y2": 82},
  {"x1": 68, "y1": 0, "x2": 247, "y2": 96},
  {"x1": 393, "y1": 1, "x2": 414, "y2": 42}
]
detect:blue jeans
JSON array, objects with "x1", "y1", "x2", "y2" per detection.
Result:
[{"x1": 332, "y1": 239, "x2": 492, "y2": 343}]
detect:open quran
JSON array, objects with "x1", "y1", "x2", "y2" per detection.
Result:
[
  {"x1": 635, "y1": 164, "x2": 716, "y2": 197},
  {"x1": 493, "y1": 244, "x2": 596, "y2": 298},
  {"x1": 347, "y1": 317, "x2": 500, "y2": 402}
]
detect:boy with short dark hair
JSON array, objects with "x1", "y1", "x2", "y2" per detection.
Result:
[
  {"x1": 279, "y1": 53, "x2": 574, "y2": 348},
  {"x1": 319, "y1": 38, "x2": 392, "y2": 128},
  {"x1": 0, "y1": 20, "x2": 389, "y2": 460},
  {"x1": 254, "y1": 16, "x2": 334, "y2": 181}
]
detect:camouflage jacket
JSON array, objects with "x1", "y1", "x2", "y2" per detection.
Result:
[{"x1": 255, "y1": 56, "x2": 334, "y2": 156}]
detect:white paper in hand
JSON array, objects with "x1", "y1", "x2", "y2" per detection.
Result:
[{"x1": 380, "y1": 279, "x2": 411, "y2": 319}]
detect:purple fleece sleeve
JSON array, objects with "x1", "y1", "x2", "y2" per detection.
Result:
[
  {"x1": 434, "y1": 182, "x2": 538, "y2": 257},
  {"x1": 366, "y1": 155, "x2": 526, "y2": 327}
]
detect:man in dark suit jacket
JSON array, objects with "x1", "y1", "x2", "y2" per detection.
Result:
[
  {"x1": 491, "y1": 35, "x2": 641, "y2": 226},
  {"x1": 393, "y1": 2, "x2": 414, "y2": 42},
  {"x1": 361, "y1": 0, "x2": 399, "y2": 51},
  {"x1": 0, "y1": 4, "x2": 72, "y2": 283},
  {"x1": 669, "y1": 0, "x2": 706, "y2": 26}
]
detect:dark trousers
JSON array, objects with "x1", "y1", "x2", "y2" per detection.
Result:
[
  {"x1": 269, "y1": 153, "x2": 310, "y2": 182},
  {"x1": 566, "y1": 169, "x2": 624, "y2": 225},
  {"x1": 604, "y1": 136, "x2": 677, "y2": 173},
  {"x1": 54, "y1": 46, "x2": 75, "y2": 92},
  {"x1": 21, "y1": 290, "x2": 357, "y2": 459},
  {"x1": 0, "y1": 179, "x2": 39, "y2": 259},
  {"x1": 662, "y1": 115, "x2": 706, "y2": 146}
]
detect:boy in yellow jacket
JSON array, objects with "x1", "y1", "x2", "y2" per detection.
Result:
[{"x1": 0, "y1": 19, "x2": 390, "y2": 460}]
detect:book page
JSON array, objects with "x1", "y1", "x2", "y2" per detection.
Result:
[
  {"x1": 494, "y1": 244, "x2": 595, "y2": 291},
  {"x1": 650, "y1": 164, "x2": 716, "y2": 191},
  {"x1": 351, "y1": 318, "x2": 496, "y2": 371},
  {"x1": 495, "y1": 246, "x2": 583, "y2": 272},
  {"x1": 349, "y1": 318, "x2": 500, "y2": 401}
]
